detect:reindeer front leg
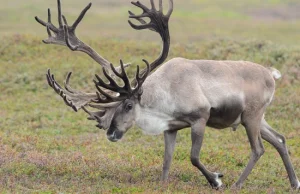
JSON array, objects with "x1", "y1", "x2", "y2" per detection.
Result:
[
  {"x1": 191, "y1": 118, "x2": 223, "y2": 189},
  {"x1": 162, "y1": 130, "x2": 178, "y2": 181}
]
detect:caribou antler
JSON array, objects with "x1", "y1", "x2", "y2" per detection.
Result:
[
  {"x1": 46, "y1": 69, "x2": 99, "y2": 112},
  {"x1": 128, "y1": 0, "x2": 173, "y2": 78},
  {"x1": 82, "y1": 103, "x2": 121, "y2": 130},
  {"x1": 35, "y1": 0, "x2": 129, "y2": 77},
  {"x1": 82, "y1": 57, "x2": 150, "y2": 129},
  {"x1": 39, "y1": 0, "x2": 172, "y2": 129},
  {"x1": 93, "y1": 59, "x2": 150, "y2": 103}
]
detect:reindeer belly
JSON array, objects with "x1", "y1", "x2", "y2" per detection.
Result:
[{"x1": 207, "y1": 100, "x2": 244, "y2": 129}]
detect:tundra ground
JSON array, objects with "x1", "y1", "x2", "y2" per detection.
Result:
[{"x1": 0, "y1": 0, "x2": 300, "y2": 193}]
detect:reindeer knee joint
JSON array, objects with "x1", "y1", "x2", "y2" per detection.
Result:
[
  {"x1": 190, "y1": 157, "x2": 199, "y2": 167},
  {"x1": 256, "y1": 147, "x2": 265, "y2": 158}
]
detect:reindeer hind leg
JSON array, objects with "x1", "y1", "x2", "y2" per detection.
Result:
[
  {"x1": 232, "y1": 112, "x2": 265, "y2": 189},
  {"x1": 260, "y1": 119, "x2": 300, "y2": 189}
]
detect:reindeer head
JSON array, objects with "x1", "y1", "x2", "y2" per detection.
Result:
[
  {"x1": 38, "y1": 0, "x2": 173, "y2": 142},
  {"x1": 83, "y1": 59, "x2": 150, "y2": 142}
]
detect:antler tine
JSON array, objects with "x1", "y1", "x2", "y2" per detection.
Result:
[
  {"x1": 131, "y1": 1, "x2": 150, "y2": 12},
  {"x1": 94, "y1": 58, "x2": 150, "y2": 100},
  {"x1": 72, "y1": 2, "x2": 92, "y2": 29},
  {"x1": 93, "y1": 90, "x2": 124, "y2": 104},
  {"x1": 62, "y1": 2, "x2": 92, "y2": 51},
  {"x1": 93, "y1": 57, "x2": 153, "y2": 103},
  {"x1": 159, "y1": 0, "x2": 163, "y2": 12},
  {"x1": 128, "y1": 21, "x2": 154, "y2": 31},
  {"x1": 36, "y1": 0, "x2": 124, "y2": 77},
  {"x1": 94, "y1": 73, "x2": 117, "y2": 92},
  {"x1": 140, "y1": 59, "x2": 150, "y2": 80},
  {"x1": 57, "y1": 0, "x2": 63, "y2": 27},
  {"x1": 93, "y1": 60, "x2": 136, "y2": 103},
  {"x1": 94, "y1": 83, "x2": 117, "y2": 101},
  {"x1": 82, "y1": 104, "x2": 120, "y2": 130},
  {"x1": 94, "y1": 69, "x2": 127, "y2": 94},
  {"x1": 46, "y1": 69, "x2": 99, "y2": 111},
  {"x1": 50, "y1": 72, "x2": 77, "y2": 110},
  {"x1": 82, "y1": 107, "x2": 106, "y2": 130},
  {"x1": 150, "y1": 0, "x2": 156, "y2": 10},
  {"x1": 94, "y1": 67, "x2": 130, "y2": 96},
  {"x1": 64, "y1": 25, "x2": 78, "y2": 51},
  {"x1": 46, "y1": 26, "x2": 52, "y2": 41},
  {"x1": 132, "y1": 59, "x2": 150, "y2": 93},
  {"x1": 46, "y1": 69, "x2": 77, "y2": 111},
  {"x1": 94, "y1": 81, "x2": 130, "y2": 104},
  {"x1": 47, "y1": 70, "x2": 62, "y2": 93},
  {"x1": 119, "y1": 60, "x2": 132, "y2": 92},
  {"x1": 64, "y1": 72, "x2": 78, "y2": 94},
  {"x1": 102, "y1": 68, "x2": 121, "y2": 90},
  {"x1": 82, "y1": 106, "x2": 104, "y2": 120},
  {"x1": 47, "y1": 8, "x2": 52, "y2": 24},
  {"x1": 62, "y1": 15, "x2": 68, "y2": 26},
  {"x1": 128, "y1": 0, "x2": 172, "y2": 83},
  {"x1": 35, "y1": 9, "x2": 58, "y2": 33},
  {"x1": 128, "y1": 11, "x2": 156, "y2": 32},
  {"x1": 128, "y1": 0, "x2": 173, "y2": 32},
  {"x1": 166, "y1": 0, "x2": 174, "y2": 18},
  {"x1": 110, "y1": 63, "x2": 123, "y2": 78}
]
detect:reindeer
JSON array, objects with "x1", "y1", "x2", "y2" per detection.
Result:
[{"x1": 35, "y1": 0, "x2": 299, "y2": 189}]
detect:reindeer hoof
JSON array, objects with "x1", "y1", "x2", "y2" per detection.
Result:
[
  {"x1": 210, "y1": 172, "x2": 223, "y2": 189},
  {"x1": 231, "y1": 183, "x2": 242, "y2": 190},
  {"x1": 291, "y1": 180, "x2": 300, "y2": 189}
]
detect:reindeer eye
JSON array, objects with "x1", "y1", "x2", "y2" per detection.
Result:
[{"x1": 125, "y1": 103, "x2": 133, "y2": 112}]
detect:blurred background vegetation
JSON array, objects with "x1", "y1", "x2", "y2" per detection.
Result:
[
  {"x1": 0, "y1": 0, "x2": 299, "y2": 193},
  {"x1": 2, "y1": 0, "x2": 300, "y2": 44}
]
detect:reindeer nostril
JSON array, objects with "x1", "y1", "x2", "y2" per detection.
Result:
[{"x1": 107, "y1": 131, "x2": 118, "y2": 142}]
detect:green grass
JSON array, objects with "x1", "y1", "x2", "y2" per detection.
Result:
[
  {"x1": 0, "y1": 0, "x2": 300, "y2": 193},
  {"x1": 1, "y1": 35, "x2": 299, "y2": 193}
]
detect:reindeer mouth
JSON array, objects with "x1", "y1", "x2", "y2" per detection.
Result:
[{"x1": 107, "y1": 130, "x2": 123, "y2": 142}]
